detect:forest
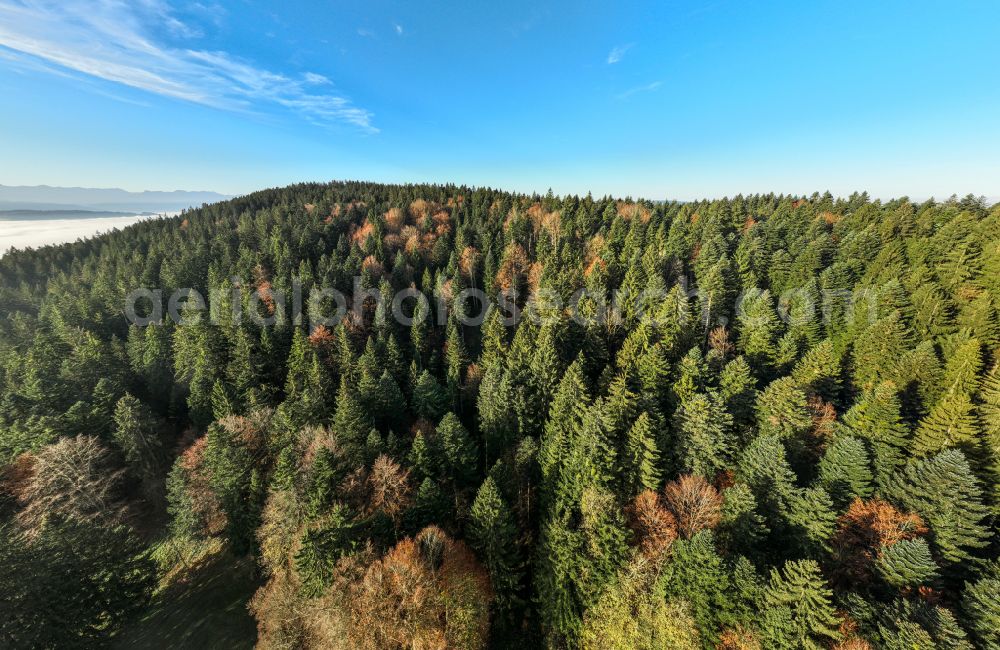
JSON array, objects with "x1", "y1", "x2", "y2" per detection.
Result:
[{"x1": 0, "y1": 181, "x2": 998, "y2": 649}]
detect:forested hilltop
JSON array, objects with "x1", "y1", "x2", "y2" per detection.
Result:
[{"x1": 1, "y1": 181, "x2": 1000, "y2": 649}]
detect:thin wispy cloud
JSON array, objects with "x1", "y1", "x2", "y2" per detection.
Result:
[
  {"x1": 606, "y1": 43, "x2": 633, "y2": 64},
  {"x1": 303, "y1": 72, "x2": 331, "y2": 85},
  {"x1": 616, "y1": 80, "x2": 662, "y2": 100},
  {"x1": 0, "y1": 0, "x2": 376, "y2": 131}
]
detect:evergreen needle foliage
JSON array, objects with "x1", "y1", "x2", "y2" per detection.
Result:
[{"x1": 0, "y1": 183, "x2": 997, "y2": 648}]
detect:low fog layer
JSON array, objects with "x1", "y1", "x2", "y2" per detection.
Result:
[{"x1": 0, "y1": 215, "x2": 158, "y2": 255}]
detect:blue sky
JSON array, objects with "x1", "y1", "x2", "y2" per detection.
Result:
[{"x1": 1, "y1": 0, "x2": 998, "y2": 200}]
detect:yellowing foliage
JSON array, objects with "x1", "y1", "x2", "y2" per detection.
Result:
[
  {"x1": 384, "y1": 207, "x2": 406, "y2": 232},
  {"x1": 580, "y1": 558, "x2": 700, "y2": 650}
]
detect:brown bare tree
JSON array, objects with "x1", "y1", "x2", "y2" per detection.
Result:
[
  {"x1": 663, "y1": 474, "x2": 723, "y2": 539},
  {"x1": 17, "y1": 435, "x2": 128, "y2": 534},
  {"x1": 366, "y1": 454, "x2": 412, "y2": 521}
]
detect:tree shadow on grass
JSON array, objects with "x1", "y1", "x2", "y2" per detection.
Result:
[{"x1": 114, "y1": 544, "x2": 259, "y2": 649}]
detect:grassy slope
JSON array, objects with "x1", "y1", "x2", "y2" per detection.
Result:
[{"x1": 114, "y1": 539, "x2": 259, "y2": 649}]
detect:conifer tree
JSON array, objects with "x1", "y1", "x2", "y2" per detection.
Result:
[
  {"x1": 210, "y1": 379, "x2": 235, "y2": 420},
  {"x1": 957, "y1": 292, "x2": 999, "y2": 348},
  {"x1": 886, "y1": 449, "x2": 990, "y2": 563},
  {"x1": 408, "y1": 428, "x2": 439, "y2": 480},
  {"x1": 736, "y1": 288, "x2": 782, "y2": 369},
  {"x1": 538, "y1": 359, "x2": 591, "y2": 484},
  {"x1": 755, "y1": 377, "x2": 812, "y2": 439},
  {"x1": 717, "y1": 483, "x2": 768, "y2": 557},
  {"x1": 674, "y1": 391, "x2": 734, "y2": 479},
  {"x1": 332, "y1": 375, "x2": 373, "y2": 462},
  {"x1": 818, "y1": 435, "x2": 874, "y2": 507},
  {"x1": 445, "y1": 321, "x2": 466, "y2": 408},
  {"x1": 203, "y1": 419, "x2": 267, "y2": 555},
  {"x1": 505, "y1": 318, "x2": 537, "y2": 404},
  {"x1": 226, "y1": 327, "x2": 263, "y2": 407},
  {"x1": 410, "y1": 293, "x2": 431, "y2": 368},
  {"x1": 840, "y1": 382, "x2": 910, "y2": 491},
  {"x1": 765, "y1": 559, "x2": 842, "y2": 649},
  {"x1": 535, "y1": 485, "x2": 628, "y2": 647},
  {"x1": 527, "y1": 322, "x2": 565, "y2": 436},
  {"x1": 737, "y1": 435, "x2": 798, "y2": 509},
  {"x1": 405, "y1": 476, "x2": 448, "y2": 531},
  {"x1": 621, "y1": 412, "x2": 661, "y2": 495},
  {"x1": 897, "y1": 340, "x2": 944, "y2": 420},
  {"x1": 939, "y1": 237, "x2": 983, "y2": 295},
  {"x1": 479, "y1": 305, "x2": 509, "y2": 373},
  {"x1": 719, "y1": 356, "x2": 758, "y2": 430},
  {"x1": 978, "y1": 361, "x2": 1000, "y2": 508},
  {"x1": 305, "y1": 446, "x2": 342, "y2": 517},
  {"x1": 477, "y1": 364, "x2": 516, "y2": 464},
  {"x1": 635, "y1": 342, "x2": 671, "y2": 414},
  {"x1": 535, "y1": 361, "x2": 626, "y2": 646},
  {"x1": 294, "y1": 505, "x2": 355, "y2": 596},
  {"x1": 129, "y1": 323, "x2": 174, "y2": 411},
  {"x1": 773, "y1": 330, "x2": 805, "y2": 374},
  {"x1": 412, "y1": 370, "x2": 448, "y2": 422},
  {"x1": 962, "y1": 571, "x2": 1000, "y2": 650},
  {"x1": 437, "y1": 412, "x2": 478, "y2": 485},
  {"x1": 372, "y1": 370, "x2": 406, "y2": 433},
  {"x1": 851, "y1": 314, "x2": 909, "y2": 391},
  {"x1": 671, "y1": 346, "x2": 709, "y2": 407},
  {"x1": 657, "y1": 530, "x2": 735, "y2": 648},
  {"x1": 695, "y1": 254, "x2": 735, "y2": 337},
  {"x1": 911, "y1": 281, "x2": 955, "y2": 343},
  {"x1": 602, "y1": 373, "x2": 640, "y2": 450},
  {"x1": 790, "y1": 339, "x2": 841, "y2": 402},
  {"x1": 111, "y1": 394, "x2": 161, "y2": 485},
  {"x1": 468, "y1": 477, "x2": 522, "y2": 612},
  {"x1": 534, "y1": 320, "x2": 565, "y2": 384},
  {"x1": 785, "y1": 278, "x2": 824, "y2": 346},
  {"x1": 911, "y1": 391, "x2": 980, "y2": 459},
  {"x1": 876, "y1": 538, "x2": 939, "y2": 589},
  {"x1": 939, "y1": 335, "x2": 983, "y2": 398},
  {"x1": 872, "y1": 595, "x2": 974, "y2": 649},
  {"x1": 283, "y1": 327, "x2": 313, "y2": 400},
  {"x1": 786, "y1": 486, "x2": 837, "y2": 555}
]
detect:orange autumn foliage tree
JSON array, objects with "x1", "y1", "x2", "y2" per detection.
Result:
[
  {"x1": 717, "y1": 626, "x2": 763, "y2": 650},
  {"x1": 171, "y1": 435, "x2": 227, "y2": 537},
  {"x1": 458, "y1": 246, "x2": 480, "y2": 282},
  {"x1": 308, "y1": 324, "x2": 336, "y2": 350},
  {"x1": 384, "y1": 206, "x2": 406, "y2": 232},
  {"x1": 626, "y1": 489, "x2": 678, "y2": 559},
  {"x1": 495, "y1": 243, "x2": 530, "y2": 293},
  {"x1": 807, "y1": 396, "x2": 838, "y2": 442},
  {"x1": 348, "y1": 526, "x2": 491, "y2": 650},
  {"x1": 0, "y1": 451, "x2": 36, "y2": 506},
  {"x1": 616, "y1": 201, "x2": 651, "y2": 223},
  {"x1": 663, "y1": 474, "x2": 723, "y2": 539},
  {"x1": 830, "y1": 497, "x2": 927, "y2": 587}
]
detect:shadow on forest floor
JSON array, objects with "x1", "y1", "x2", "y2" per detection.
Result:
[{"x1": 114, "y1": 541, "x2": 259, "y2": 649}]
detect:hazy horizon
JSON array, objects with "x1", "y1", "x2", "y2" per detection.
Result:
[{"x1": 0, "y1": 213, "x2": 160, "y2": 256}]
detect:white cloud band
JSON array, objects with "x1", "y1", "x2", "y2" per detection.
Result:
[{"x1": 0, "y1": 0, "x2": 376, "y2": 131}]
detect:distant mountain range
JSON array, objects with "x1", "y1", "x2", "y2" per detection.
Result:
[{"x1": 0, "y1": 184, "x2": 231, "y2": 214}]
